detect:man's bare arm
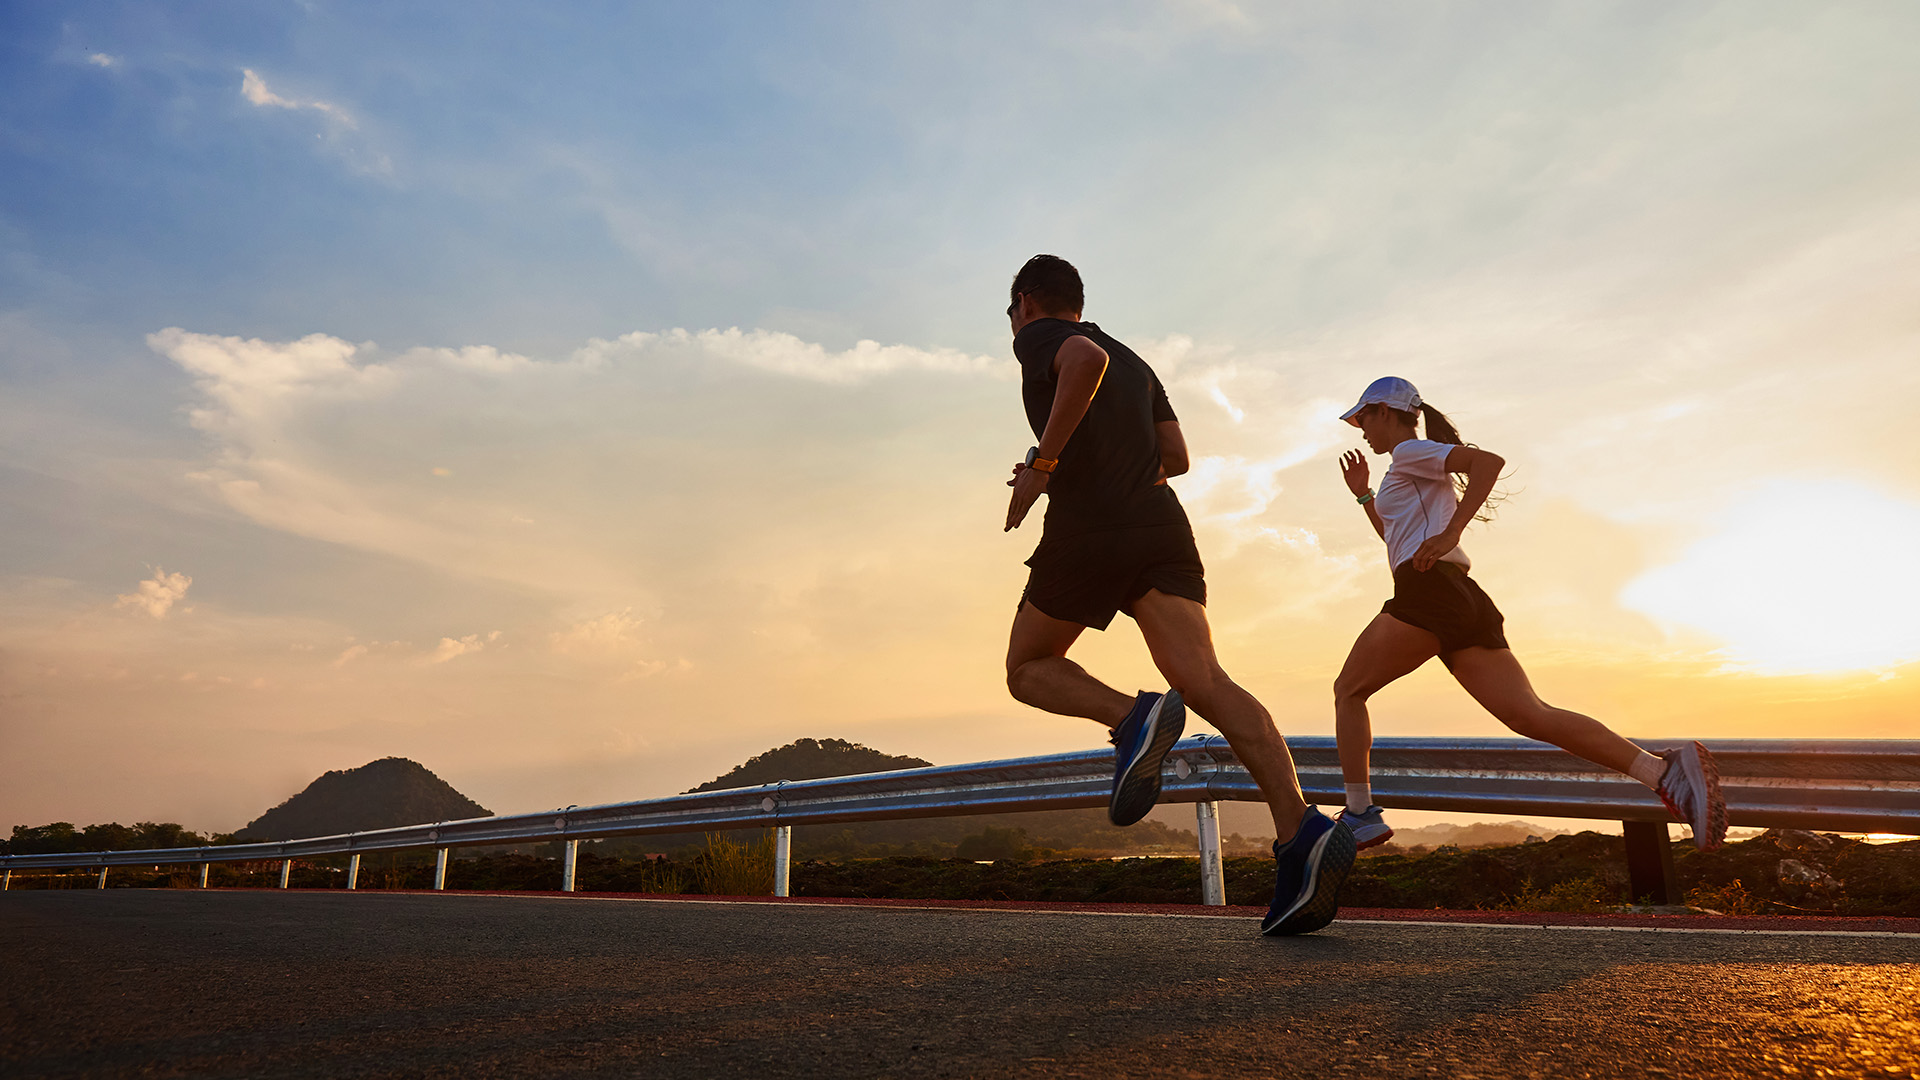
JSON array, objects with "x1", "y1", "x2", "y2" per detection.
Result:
[
  {"x1": 1036, "y1": 336, "x2": 1107, "y2": 460},
  {"x1": 1005, "y1": 336, "x2": 1108, "y2": 531},
  {"x1": 1155, "y1": 420, "x2": 1188, "y2": 480}
]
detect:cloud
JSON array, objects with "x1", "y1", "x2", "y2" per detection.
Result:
[
  {"x1": 115, "y1": 569, "x2": 191, "y2": 619},
  {"x1": 549, "y1": 610, "x2": 687, "y2": 681},
  {"x1": 238, "y1": 68, "x2": 390, "y2": 176},
  {"x1": 145, "y1": 325, "x2": 1013, "y2": 602},
  {"x1": 87, "y1": 54, "x2": 118, "y2": 69},
  {"x1": 427, "y1": 631, "x2": 499, "y2": 664},
  {"x1": 684, "y1": 328, "x2": 1005, "y2": 385},
  {"x1": 241, "y1": 69, "x2": 355, "y2": 127},
  {"x1": 332, "y1": 643, "x2": 367, "y2": 667},
  {"x1": 241, "y1": 69, "x2": 295, "y2": 109},
  {"x1": 1165, "y1": 0, "x2": 1249, "y2": 27},
  {"x1": 550, "y1": 610, "x2": 645, "y2": 655}
]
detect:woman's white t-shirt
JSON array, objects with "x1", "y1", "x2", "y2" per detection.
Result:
[{"x1": 1376, "y1": 439, "x2": 1470, "y2": 572}]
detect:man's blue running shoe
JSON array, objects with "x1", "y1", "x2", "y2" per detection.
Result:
[
  {"x1": 1336, "y1": 805, "x2": 1394, "y2": 850},
  {"x1": 1107, "y1": 689, "x2": 1186, "y2": 826},
  {"x1": 1261, "y1": 807, "x2": 1356, "y2": 936}
]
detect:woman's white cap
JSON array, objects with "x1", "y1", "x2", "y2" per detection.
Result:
[{"x1": 1340, "y1": 376, "x2": 1422, "y2": 425}]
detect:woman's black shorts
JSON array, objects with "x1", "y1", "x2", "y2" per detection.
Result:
[
  {"x1": 1020, "y1": 523, "x2": 1207, "y2": 630},
  {"x1": 1382, "y1": 560, "x2": 1508, "y2": 660}
]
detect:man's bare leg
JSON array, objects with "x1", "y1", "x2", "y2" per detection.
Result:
[
  {"x1": 1130, "y1": 589, "x2": 1312, "y2": 843},
  {"x1": 1005, "y1": 601, "x2": 1134, "y2": 728}
]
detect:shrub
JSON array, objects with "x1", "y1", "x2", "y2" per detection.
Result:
[{"x1": 955, "y1": 826, "x2": 1037, "y2": 862}]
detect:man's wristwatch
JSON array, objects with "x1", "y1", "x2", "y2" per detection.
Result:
[{"x1": 1024, "y1": 447, "x2": 1059, "y2": 474}]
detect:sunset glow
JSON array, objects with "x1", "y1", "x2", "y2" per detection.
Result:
[{"x1": 1622, "y1": 482, "x2": 1920, "y2": 675}]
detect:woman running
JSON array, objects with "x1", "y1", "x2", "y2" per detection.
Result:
[{"x1": 1330, "y1": 376, "x2": 1727, "y2": 852}]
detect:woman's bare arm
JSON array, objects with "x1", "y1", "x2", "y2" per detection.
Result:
[{"x1": 1408, "y1": 445, "x2": 1505, "y2": 570}]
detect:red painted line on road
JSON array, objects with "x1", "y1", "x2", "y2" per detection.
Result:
[{"x1": 302, "y1": 888, "x2": 1920, "y2": 935}]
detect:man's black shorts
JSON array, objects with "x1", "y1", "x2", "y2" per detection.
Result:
[
  {"x1": 1381, "y1": 560, "x2": 1508, "y2": 660},
  {"x1": 1020, "y1": 523, "x2": 1207, "y2": 630}
]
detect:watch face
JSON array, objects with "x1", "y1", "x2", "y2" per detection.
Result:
[{"x1": 1024, "y1": 447, "x2": 1038, "y2": 466}]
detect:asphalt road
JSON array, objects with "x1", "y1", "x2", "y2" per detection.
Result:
[{"x1": 3, "y1": 891, "x2": 1917, "y2": 1079}]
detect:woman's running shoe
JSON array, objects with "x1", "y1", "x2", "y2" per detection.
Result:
[
  {"x1": 1335, "y1": 805, "x2": 1394, "y2": 850},
  {"x1": 1107, "y1": 689, "x2": 1186, "y2": 826},
  {"x1": 1261, "y1": 807, "x2": 1357, "y2": 936},
  {"x1": 1655, "y1": 741, "x2": 1729, "y2": 851}
]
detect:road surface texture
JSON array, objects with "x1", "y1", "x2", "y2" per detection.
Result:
[{"x1": 3, "y1": 890, "x2": 1916, "y2": 1079}]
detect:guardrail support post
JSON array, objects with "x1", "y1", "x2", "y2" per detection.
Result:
[
  {"x1": 96, "y1": 866, "x2": 108, "y2": 889},
  {"x1": 434, "y1": 848, "x2": 448, "y2": 891},
  {"x1": 346, "y1": 854, "x2": 360, "y2": 890},
  {"x1": 561, "y1": 839, "x2": 578, "y2": 893},
  {"x1": 3, "y1": 870, "x2": 10, "y2": 891},
  {"x1": 279, "y1": 859, "x2": 292, "y2": 889},
  {"x1": 1196, "y1": 801, "x2": 1225, "y2": 906},
  {"x1": 198, "y1": 864, "x2": 209, "y2": 889},
  {"x1": 1623, "y1": 820, "x2": 1677, "y2": 905},
  {"x1": 773, "y1": 826, "x2": 792, "y2": 898}
]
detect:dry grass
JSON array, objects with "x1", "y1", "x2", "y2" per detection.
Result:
[
  {"x1": 1496, "y1": 876, "x2": 1616, "y2": 913},
  {"x1": 1685, "y1": 878, "x2": 1768, "y2": 915},
  {"x1": 632, "y1": 860, "x2": 689, "y2": 895},
  {"x1": 694, "y1": 831, "x2": 775, "y2": 896}
]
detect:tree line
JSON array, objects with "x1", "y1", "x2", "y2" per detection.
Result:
[{"x1": 5, "y1": 822, "x2": 243, "y2": 856}]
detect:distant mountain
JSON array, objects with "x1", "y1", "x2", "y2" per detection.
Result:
[
  {"x1": 687, "y1": 738, "x2": 932, "y2": 793},
  {"x1": 1386, "y1": 820, "x2": 1571, "y2": 849},
  {"x1": 236, "y1": 758, "x2": 491, "y2": 841}
]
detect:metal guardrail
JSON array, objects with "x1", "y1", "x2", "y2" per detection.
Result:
[{"x1": 6, "y1": 736, "x2": 1917, "y2": 904}]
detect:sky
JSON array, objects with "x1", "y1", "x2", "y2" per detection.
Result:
[{"x1": 3, "y1": 1, "x2": 1918, "y2": 836}]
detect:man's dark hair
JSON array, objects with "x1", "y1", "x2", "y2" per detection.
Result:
[{"x1": 1010, "y1": 254, "x2": 1084, "y2": 316}]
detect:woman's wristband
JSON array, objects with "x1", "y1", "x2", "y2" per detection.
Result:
[{"x1": 1356, "y1": 490, "x2": 1375, "y2": 505}]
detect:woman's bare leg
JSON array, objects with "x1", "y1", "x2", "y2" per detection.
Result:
[
  {"x1": 1331, "y1": 614, "x2": 1441, "y2": 786},
  {"x1": 1445, "y1": 647, "x2": 1642, "y2": 774}
]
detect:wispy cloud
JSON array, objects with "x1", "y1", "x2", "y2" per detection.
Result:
[
  {"x1": 241, "y1": 69, "x2": 355, "y2": 127},
  {"x1": 115, "y1": 569, "x2": 191, "y2": 619},
  {"x1": 87, "y1": 53, "x2": 118, "y2": 69},
  {"x1": 1164, "y1": 0, "x2": 1250, "y2": 27},
  {"x1": 145, "y1": 325, "x2": 1012, "y2": 601},
  {"x1": 427, "y1": 631, "x2": 499, "y2": 664},
  {"x1": 550, "y1": 610, "x2": 644, "y2": 655},
  {"x1": 593, "y1": 328, "x2": 1006, "y2": 385},
  {"x1": 239, "y1": 68, "x2": 390, "y2": 175}
]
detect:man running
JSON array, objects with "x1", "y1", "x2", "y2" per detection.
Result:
[{"x1": 1000, "y1": 254, "x2": 1354, "y2": 935}]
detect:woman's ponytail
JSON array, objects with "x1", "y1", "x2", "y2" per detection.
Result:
[
  {"x1": 1419, "y1": 403, "x2": 1463, "y2": 446},
  {"x1": 1416, "y1": 402, "x2": 1505, "y2": 521}
]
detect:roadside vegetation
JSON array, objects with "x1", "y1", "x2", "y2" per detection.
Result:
[{"x1": 10, "y1": 826, "x2": 1913, "y2": 917}]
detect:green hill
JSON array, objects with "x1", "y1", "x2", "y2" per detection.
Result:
[
  {"x1": 687, "y1": 737, "x2": 931, "y2": 792},
  {"x1": 235, "y1": 757, "x2": 490, "y2": 841}
]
